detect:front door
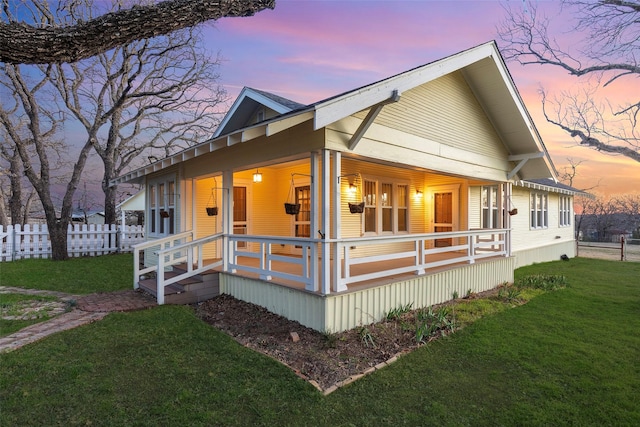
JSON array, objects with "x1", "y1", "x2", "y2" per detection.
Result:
[
  {"x1": 233, "y1": 185, "x2": 248, "y2": 248},
  {"x1": 431, "y1": 185, "x2": 459, "y2": 247}
]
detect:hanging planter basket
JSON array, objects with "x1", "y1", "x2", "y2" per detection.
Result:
[
  {"x1": 284, "y1": 203, "x2": 301, "y2": 215},
  {"x1": 284, "y1": 176, "x2": 301, "y2": 215},
  {"x1": 206, "y1": 180, "x2": 218, "y2": 216},
  {"x1": 507, "y1": 195, "x2": 518, "y2": 216},
  {"x1": 348, "y1": 202, "x2": 365, "y2": 214},
  {"x1": 159, "y1": 209, "x2": 170, "y2": 218}
]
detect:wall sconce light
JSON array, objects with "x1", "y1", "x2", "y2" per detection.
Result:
[
  {"x1": 253, "y1": 169, "x2": 262, "y2": 183},
  {"x1": 348, "y1": 183, "x2": 357, "y2": 195},
  {"x1": 415, "y1": 190, "x2": 423, "y2": 199}
]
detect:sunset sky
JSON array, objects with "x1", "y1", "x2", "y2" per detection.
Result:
[{"x1": 201, "y1": 0, "x2": 638, "y2": 197}]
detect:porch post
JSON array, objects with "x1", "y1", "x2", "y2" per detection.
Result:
[
  {"x1": 223, "y1": 169, "x2": 234, "y2": 272},
  {"x1": 333, "y1": 151, "x2": 347, "y2": 293},
  {"x1": 504, "y1": 182, "x2": 512, "y2": 256},
  {"x1": 309, "y1": 152, "x2": 320, "y2": 292},
  {"x1": 321, "y1": 149, "x2": 331, "y2": 295}
]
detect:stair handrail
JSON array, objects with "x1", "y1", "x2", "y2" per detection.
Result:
[
  {"x1": 155, "y1": 232, "x2": 224, "y2": 304},
  {"x1": 133, "y1": 230, "x2": 194, "y2": 290}
]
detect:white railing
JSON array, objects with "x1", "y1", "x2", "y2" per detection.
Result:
[
  {"x1": 155, "y1": 233, "x2": 224, "y2": 304},
  {"x1": 226, "y1": 229, "x2": 508, "y2": 293},
  {"x1": 132, "y1": 230, "x2": 194, "y2": 291},
  {"x1": 0, "y1": 224, "x2": 145, "y2": 261},
  {"x1": 335, "y1": 229, "x2": 507, "y2": 289},
  {"x1": 228, "y1": 234, "x2": 319, "y2": 290},
  {"x1": 135, "y1": 228, "x2": 508, "y2": 302}
]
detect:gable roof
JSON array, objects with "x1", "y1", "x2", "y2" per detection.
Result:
[
  {"x1": 113, "y1": 41, "x2": 557, "y2": 186},
  {"x1": 213, "y1": 87, "x2": 306, "y2": 138}
]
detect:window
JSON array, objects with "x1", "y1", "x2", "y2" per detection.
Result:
[
  {"x1": 530, "y1": 192, "x2": 548, "y2": 229},
  {"x1": 481, "y1": 186, "x2": 499, "y2": 229},
  {"x1": 362, "y1": 178, "x2": 409, "y2": 235},
  {"x1": 559, "y1": 196, "x2": 572, "y2": 227},
  {"x1": 148, "y1": 177, "x2": 176, "y2": 236}
]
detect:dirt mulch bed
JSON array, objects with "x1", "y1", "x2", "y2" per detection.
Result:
[{"x1": 195, "y1": 289, "x2": 500, "y2": 393}]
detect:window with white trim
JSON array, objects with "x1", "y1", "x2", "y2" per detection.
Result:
[
  {"x1": 363, "y1": 178, "x2": 409, "y2": 235},
  {"x1": 481, "y1": 186, "x2": 499, "y2": 229},
  {"x1": 530, "y1": 192, "x2": 548, "y2": 229},
  {"x1": 148, "y1": 177, "x2": 176, "y2": 236},
  {"x1": 559, "y1": 196, "x2": 572, "y2": 227}
]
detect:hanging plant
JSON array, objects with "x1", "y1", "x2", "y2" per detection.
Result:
[
  {"x1": 206, "y1": 179, "x2": 218, "y2": 216},
  {"x1": 347, "y1": 173, "x2": 364, "y2": 214},
  {"x1": 507, "y1": 195, "x2": 518, "y2": 216},
  {"x1": 284, "y1": 176, "x2": 300, "y2": 215},
  {"x1": 349, "y1": 202, "x2": 365, "y2": 214}
]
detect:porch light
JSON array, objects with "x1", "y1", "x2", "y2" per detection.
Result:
[
  {"x1": 348, "y1": 183, "x2": 357, "y2": 194},
  {"x1": 253, "y1": 169, "x2": 262, "y2": 183},
  {"x1": 415, "y1": 190, "x2": 423, "y2": 199}
]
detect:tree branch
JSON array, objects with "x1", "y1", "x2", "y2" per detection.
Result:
[{"x1": 0, "y1": 0, "x2": 275, "y2": 64}]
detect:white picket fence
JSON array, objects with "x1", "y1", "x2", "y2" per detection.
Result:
[{"x1": 0, "y1": 224, "x2": 145, "y2": 261}]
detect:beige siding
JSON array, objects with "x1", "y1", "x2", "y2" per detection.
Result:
[
  {"x1": 222, "y1": 257, "x2": 515, "y2": 333},
  {"x1": 513, "y1": 241, "x2": 576, "y2": 269},
  {"x1": 325, "y1": 71, "x2": 511, "y2": 182},
  {"x1": 181, "y1": 122, "x2": 325, "y2": 180},
  {"x1": 469, "y1": 186, "x2": 482, "y2": 229},
  {"x1": 373, "y1": 72, "x2": 508, "y2": 159},
  {"x1": 510, "y1": 187, "x2": 575, "y2": 254},
  {"x1": 194, "y1": 176, "x2": 223, "y2": 259}
]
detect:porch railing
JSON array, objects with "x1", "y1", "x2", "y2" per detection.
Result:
[
  {"x1": 228, "y1": 234, "x2": 318, "y2": 290},
  {"x1": 227, "y1": 228, "x2": 508, "y2": 293},
  {"x1": 136, "y1": 228, "x2": 508, "y2": 302},
  {"x1": 334, "y1": 229, "x2": 507, "y2": 289}
]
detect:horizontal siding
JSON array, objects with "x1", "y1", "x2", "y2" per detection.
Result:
[
  {"x1": 357, "y1": 71, "x2": 508, "y2": 159},
  {"x1": 195, "y1": 176, "x2": 222, "y2": 259},
  {"x1": 469, "y1": 186, "x2": 482, "y2": 229},
  {"x1": 511, "y1": 187, "x2": 575, "y2": 253},
  {"x1": 513, "y1": 240, "x2": 576, "y2": 269},
  {"x1": 326, "y1": 257, "x2": 514, "y2": 332},
  {"x1": 222, "y1": 257, "x2": 514, "y2": 333}
]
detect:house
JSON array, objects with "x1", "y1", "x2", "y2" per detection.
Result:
[
  {"x1": 114, "y1": 41, "x2": 585, "y2": 333},
  {"x1": 71, "y1": 210, "x2": 105, "y2": 225}
]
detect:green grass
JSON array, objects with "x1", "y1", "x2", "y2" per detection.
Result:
[
  {"x1": 1, "y1": 257, "x2": 639, "y2": 425},
  {"x1": 0, "y1": 254, "x2": 133, "y2": 294},
  {"x1": 0, "y1": 294, "x2": 63, "y2": 337}
]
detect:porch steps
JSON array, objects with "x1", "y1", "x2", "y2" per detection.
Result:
[{"x1": 138, "y1": 264, "x2": 221, "y2": 305}]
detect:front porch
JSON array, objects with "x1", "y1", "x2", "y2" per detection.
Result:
[{"x1": 133, "y1": 228, "x2": 512, "y2": 331}]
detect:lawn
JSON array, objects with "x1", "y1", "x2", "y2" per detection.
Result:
[
  {"x1": 0, "y1": 253, "x2": 133, "y2": 294},
  {"x1": 1, "y1": 257, "x2": 639, "y2": 426}
]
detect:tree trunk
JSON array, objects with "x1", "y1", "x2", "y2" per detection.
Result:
[
  {"x1": 8, "y1": 154, "x2": 23, "y2": 225},
  {"x1": 102, "y1": 159, "x2": 118, "y2": 225},
  {"x1": 47, "y1": 219, "x2": 69, "y2": 261}
]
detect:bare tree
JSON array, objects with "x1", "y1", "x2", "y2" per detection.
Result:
[
  {"x1": 0, "y1": 62, "x2": 93, "y2": 260},
  {"x1": 0, "y1": 0, "x2": 275, "y2": 64},
  {"x1": 498, "y1": 1, "x2": 640, "y2": 163},
  {"x1": 45, "y1": 1, "x2": 227, "y2": 224}
]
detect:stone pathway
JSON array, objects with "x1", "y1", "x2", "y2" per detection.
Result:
[{"x1": 0, "y1": 286, "x2": 157, "y2": 353}]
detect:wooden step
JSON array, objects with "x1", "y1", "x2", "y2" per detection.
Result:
[
  {"x1": 138, "y1": 278, "x2": 185, "y2": 297},
  {"x1": 172, "y1": 262, "x2": 221, "y2": 276}
]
